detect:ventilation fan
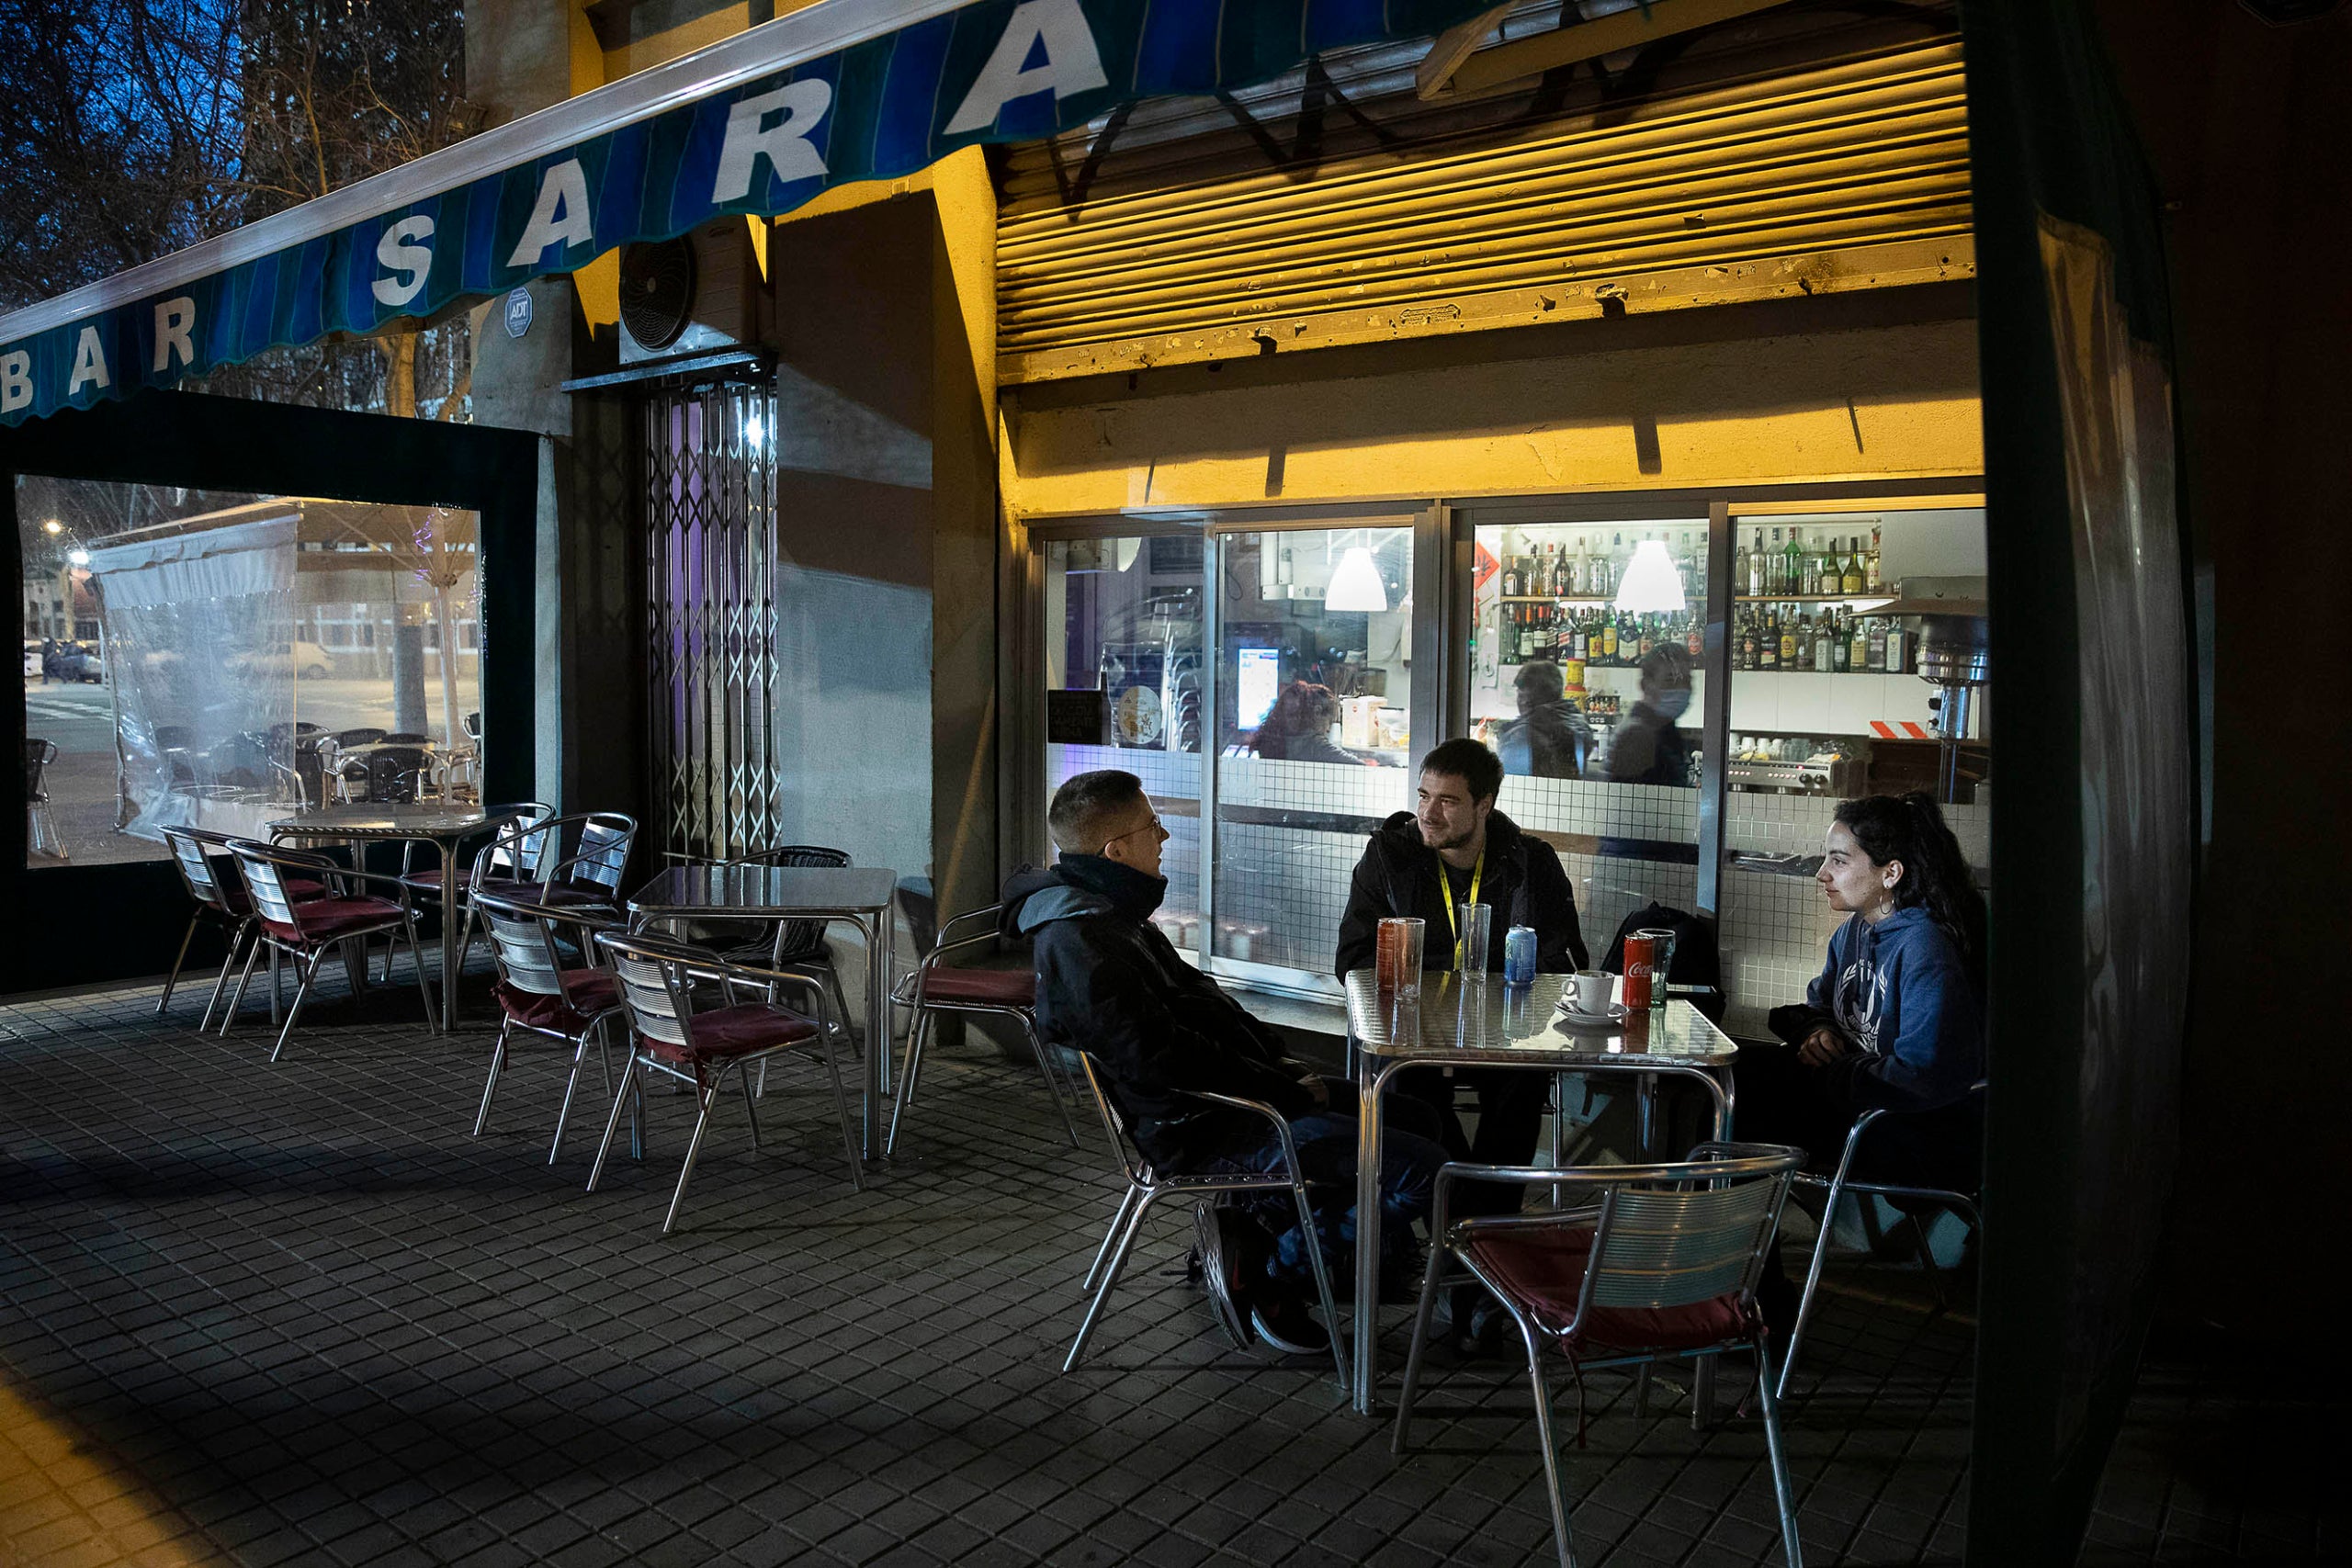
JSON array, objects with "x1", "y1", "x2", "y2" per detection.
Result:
[{"x1": 618, "y1": 238, "x2": 697, "y2": 353}]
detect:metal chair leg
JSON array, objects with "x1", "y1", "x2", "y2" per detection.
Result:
[
  {"x1": 404, "y1": 915, "x2": 440, "y2": 1032},
  {"x1": 1754, "y1": 1339, "x2": 1805, "y2": 1568},
  {"x1": 199, "y1": 920, "x2": 252, "y2": 1032},
  {"x1": 1081, "y1": 1185, "x2": 1146, "y2": 1296},
  {"x1": 740, "y1": 1066, "x2": 763, "y2": 1151},
  {"x1": 883, "y1": 1010, "x2": 932, "y2": 1156},
  {"x1": 157, "y1": 911, "x2": 200, "y2": 1017},
  {"x1": 1520, "y1": 1321, "x2": 1578, "y2": 1568},
  {"x1": 1778, "y1": 1176, "x2": 1849, "y2": 1399},
  {"x1": 268, "y1": 952, "x2": 325, "y2": 1064},
  {"x1": 816, "y1": 1035, "x2": 866, "y2": 1191},
  {"x1": 587, "y1": 1049, "x2": 647, "y2": 1192},
  {"x1": 1024, "y1": 1021, "x2": 1083, "y2": 1149},
  {"x1": 1392, "y1": 1233, "x2": 1454, "y2": 1453},
  {"x1": 550, "y1": 1019, "x2": 607, "y2": 1165},
  {"x1": 660, "y1": 1077, "x2": 725, "y2": 1236},
  {"x1": 221, "y1": 938, "x2": 265, "y2": 1034},
  {"x1": 473, "y1": 1020, "x2": 513, "y2": 1136},
  {"x1": 1062, "y1": 1188, "x2": 1160, "y2": 1371},
  {"x1": 1908, "y1": 1210, "x2": 1951, "y2": 1310},
  {"x1": 1288, "y1": 1174, "x2": 1351, "y2": 1389}
]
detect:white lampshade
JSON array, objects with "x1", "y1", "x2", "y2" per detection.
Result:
[
  {"x1": 1326, "y1": 545, "x2": 1388, "y2": 612},
  {"x1": 1613, "y1": 538, "x2": 1688, "y2": 615}
]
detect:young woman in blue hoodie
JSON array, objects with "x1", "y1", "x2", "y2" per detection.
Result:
[
  {"x1": 1741, "y1": 792, "x2": 1987, "y2": 1326},
  {"x1": 1742, "y1": 792, "x2": 1988, "y2": 1190}
]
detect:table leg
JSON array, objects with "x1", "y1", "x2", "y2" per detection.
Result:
[
  {"x1": 1351, "y1": 1069, "x2": 1385, "y2": 1416},
  {"x1": 864, "y1": 908, "x2": 889, "y2": 1161},
  {"x1": 439, "y1": 839, "x2": 460, "y2": 1030}
]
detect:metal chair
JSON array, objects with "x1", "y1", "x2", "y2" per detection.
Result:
[
  {"x1": 884, "y1": 903, "x2": 1079, "y2": 1155},
  {"x1": 401, "y1": 802, "x2": 555, "y2": 964},
  {"x1": 471, "y1": 891, "x2": 629, "y2": 1163},
  {"x1": 1775, "y1": 1083, "x2": 1986, "y2": 1399},
  {"x1": 157, "y1": 827, "x2": 330, "y2": 1028},
  {"x1": 26, "y1": 739, "x2": 63, "y2": 860},
  {"x1": 587, "y1": 931, "x2": 863, "y2": 1235},
  {"x1": 1395, "y1": 1145, "x2": 1808, "y2": 1568},
  {"x1": 1061, "y1": 1051, "x2": 1348, "y2": 1388},
  {"x1": 220, "y1": 840, "x2": 440, "y2": 1060}
]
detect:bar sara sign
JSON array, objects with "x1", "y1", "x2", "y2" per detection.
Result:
[{"x1": 0, "y1": 0, "x2": 1499, "y2": 425}]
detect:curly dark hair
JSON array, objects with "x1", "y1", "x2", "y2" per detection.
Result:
[{"x1": 1834, "y1": 792, "x2": 1987, "y2": 984}]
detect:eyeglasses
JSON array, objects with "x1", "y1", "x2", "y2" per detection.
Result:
[{"x1": 1101, "y1": 813, "x2": 1166, "y2": 849}]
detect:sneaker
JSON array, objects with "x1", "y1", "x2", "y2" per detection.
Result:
[
  {"x1": 1193, "y1": 1202, "x2": 1255, "y2": 1350},
  {"x1": 1250, "y1": 1290, "x2": 1330, "y2": 1356}
]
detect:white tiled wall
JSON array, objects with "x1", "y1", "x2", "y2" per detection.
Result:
[{"x1": 1499, "y1": 775, "x2": 1700, "y2": 842}]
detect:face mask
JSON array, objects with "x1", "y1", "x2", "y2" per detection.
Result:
[{"x1": 1653, "y1": 688, "x2": 1691, "y2": 719}]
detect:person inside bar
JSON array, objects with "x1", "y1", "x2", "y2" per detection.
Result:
[
  {"x1": 1334, "y1": 739, "x2": 1588, "y2": 1243},
  {"x1": 1738, "y1": 791, "x2": 1988, "y2": 1325},
  {"x1": 1004, "y1": 769, "x2": 1448, "y2": 1357},
  {"x1": 1497, "y1": 660, "x2": 1593, "y2": 779},
  {"x1": 1252, "y1": 681, "x2": 1376, "y2": 766},
  {"x1": 1604, "y1": 641, "x2": 1696, "y2": 786}
]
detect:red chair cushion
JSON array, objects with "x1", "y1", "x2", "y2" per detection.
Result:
[
  {"x1": 261, "y1": 896, "x2": 407, "y2": 946},
  {"x1": 1462, "y1": 1225, "x2": 1753, "y2": 1356},
  {"x1": 401, "y1": 868, "x2": 451, "y2": 891},
  {"x1": 495, "y1": 969, "x2": 620, "y2": 1034},
  {"x1": 645, "y1": 1002, "x2": 819, "y2": 1065},
  {"x1": 913, "y1": 968, "x2": 1034, "y2": 1008}
]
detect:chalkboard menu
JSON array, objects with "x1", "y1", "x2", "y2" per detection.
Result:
[{"x1": 1046, "y1": 689, "x2": 1105, "y2": 745}]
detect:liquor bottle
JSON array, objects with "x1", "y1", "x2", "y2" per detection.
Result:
[
  {"x1": 1684, "y1": 612, "x2": 1702, "y2": 659},
  {"x1": 1575, "y1": 536, "x2": 1593, "y2": 596},
  {"x1": 1609, "y1": 534, "x2": 1626, "y2": 596},
  {"x1": 1814, "y1": 612, "x2": 1835, "y2": 672},
  {"x1": 1884, "y1": 616, "x2": 1906, "y2": 674},
  {"x1": 1782, "y1": 528, "x2": 1803, "y2": 598},
  {"x1": 1867, "y1": 523, "x2": 1884, "y2": 592},
  {"x1": 1680, "y1": 530, "x2": 1701, "y2": 600},
  {"x1": 1849, "y1": 611, "x2": 1869, "y2": 671},
  {"x1": 1572, "y1": 613, "x2": 1589, "y2": 663},
  {"x1": 1600, "y1": 611, "x2": 1618, "y2": 662},
  {"x1": 1841, "y1": 537, "x2": 1863, "y2": 594},
  {"x1": 1747, "y1": 529, "x2": 1766, "y2": 596},
  {"x1": 1830, "y1": 609, "x2": 1850, "y2": 671},
  {"x1": 1779, "y1": 611, "x2": 1798, "y2": 669},
  {"x1": 1758, "y1": 608, "x2": 1779, "y2": 669},
  {"x1": 1733, "y1": 532, "x2": 1751, "y2": 599},
  {"x1": 1500, "y1": 555, "x2": 1520, "y2": 598},
  {"x1": 1866, "y1": 615, "x2": 1887, "y2": 671},
  {"x1": 1549, "y1": 545, "x2": 1568, "y2": 598}
]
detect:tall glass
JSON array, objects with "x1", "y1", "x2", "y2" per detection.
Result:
[
  {"x1": 1375, "y1": 916, "x2": 1425, "y2": 997},
  {"x1": 1457, "y1": 901, "x2": 1492, "y2": 976},
  {"x1": 1634, "y1": 925, "x2": 1679, "y2": 1009}
]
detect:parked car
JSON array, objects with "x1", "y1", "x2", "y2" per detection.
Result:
[
  {"x1": 229, "y1": 640, "x2": 337, "y2": 680},
  {"x1": 40, "y1": 640, "x2": 104, "y2": 683}
]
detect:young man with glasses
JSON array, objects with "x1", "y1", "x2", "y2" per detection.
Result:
[{"x1": 1002, "y1": 769, "x2": 1447, "y2": 1356}]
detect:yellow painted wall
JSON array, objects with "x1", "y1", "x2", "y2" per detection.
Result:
[{"x1": 1001, "y1": 318, "x2": 1984, "y2": 516}]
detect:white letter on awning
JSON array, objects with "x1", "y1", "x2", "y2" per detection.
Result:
[
  {"x1": 944, "y1": 0, "x2": 1109, "y2": 135},
  {"x1": 711, "y1": 79, "x2": 834, "y2": 203},
  {"x1": 372, "y1": 217, "x2": 436, "y2": 307},
  {"x1": 507, "y1": 160, "x2": 594, "y2": 268},
  {"x1": 68, "y1": 325, "x2": 110, "y2": 395},
  {"x1": 0, "y1": 351, "x2": 30, "y2": 414},
  {"x1": 153, "y1": 298, "x2": 197, "y2": 373}
]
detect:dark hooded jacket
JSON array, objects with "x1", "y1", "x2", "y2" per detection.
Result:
[
  {"x1": 1605, "y1": 700, "x2": 1694, "y2": 787},
  {"x1": 1498, "y1": 698, "x2": 1594, "y2": 779},
  {"x1": 1001, "y1": 853, "x2": 1317, "y2": 1170},
  {"x1": 1333, "y1": 809, "x2": 1589, "y2": 980}
]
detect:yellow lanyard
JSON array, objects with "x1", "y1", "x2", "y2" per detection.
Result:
[{"x1": 1436, "y1": 850, "x2": 1485, "y2": 971}]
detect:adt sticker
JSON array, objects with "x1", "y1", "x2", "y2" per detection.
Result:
[{"x1": 503, "y1": 288, "x2": 533, "y2": 339}]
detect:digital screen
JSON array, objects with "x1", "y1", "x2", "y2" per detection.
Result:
[{"x1": 1237, "y1": 648, "x2": 1280, "y2": 730}]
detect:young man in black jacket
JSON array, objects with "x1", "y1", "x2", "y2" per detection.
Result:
[
  {"x1": 1005, "y1": 769, "x2": 1447, "y2": 1356},
  {"x1": 1334, "y1": 738, "x2": 1589, "y2": 1216}
]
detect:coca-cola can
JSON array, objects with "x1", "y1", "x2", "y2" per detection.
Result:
[{"x1": 1622, "y1": 932, "x2": 1657, "y2": 1010}]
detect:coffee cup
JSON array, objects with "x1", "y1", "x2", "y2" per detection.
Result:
[{"x1": 1570, "y1": 969, "x2": 1613, "y2": 1015}]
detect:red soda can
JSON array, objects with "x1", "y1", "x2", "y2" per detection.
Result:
[{"x1": 1623, "y1": 933, "x2": 1656, "y2": 1010}]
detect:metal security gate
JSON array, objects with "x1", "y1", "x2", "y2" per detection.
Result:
[{"x1": 644, "y1": 378, "x2": 782, "y2": 861}]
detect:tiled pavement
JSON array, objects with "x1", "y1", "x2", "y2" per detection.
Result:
[{"x1": 0, "y1": 965, "x2": 2325, "y2": 1567}]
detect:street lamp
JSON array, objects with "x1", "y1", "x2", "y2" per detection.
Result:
[{"x1": 43, "y1": 518, "x2": 62, "y2": 535}]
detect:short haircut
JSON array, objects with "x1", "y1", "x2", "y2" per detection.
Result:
[
  {"x1": 1514, "y1": 660, "x2": 1565, "y2": 702},
  {"x1": 1049, "y1": 769, "x2": 1147, "y2": 854},
  {"x1": 1419, "y1": 738, "x2": 1503, "y2": 804},
  {"x1": 1639, "y1": 641, "x2": 1692, "y2": 689}
]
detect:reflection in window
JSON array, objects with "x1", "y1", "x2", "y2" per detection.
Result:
[{"x1": 19, "y1": 478, "x2": 483, "y2": 868}]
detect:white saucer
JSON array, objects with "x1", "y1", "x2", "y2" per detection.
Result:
[{"x1": 1555, "y1": 1000, "x2": 1628, "y2": 1026}]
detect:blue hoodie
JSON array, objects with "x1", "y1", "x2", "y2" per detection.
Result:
[{"x1": 1804, "y1": 906, "x2": 1984, "y2": 1112}]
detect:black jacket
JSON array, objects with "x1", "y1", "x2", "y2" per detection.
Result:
[
  {"x1": 1334, "y1": 809, "x2": 1589, "y2": 980},
  {"x1": 1498, "y1": 698, "x2": 1594, "y2": 779},
  {"x1": 1001, "y1": 854, "x2": 1315, "y2": 1170},
  {"x1": 1605, "y1": 702, "x2": 1694, "y2": 787}
]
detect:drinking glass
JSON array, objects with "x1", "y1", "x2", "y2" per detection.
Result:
[
  {"x1": 1375, "y1": 917, "x2": 1425, "y2": 997},
  {"x1": 1457, "y1": 901, "x2": 1492, "y2": 976},
  {"x1": 1634, "y1": 926, "x2": 1679, "y2": 1009}
]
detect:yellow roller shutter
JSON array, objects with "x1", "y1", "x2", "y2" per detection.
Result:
[{"x1": 997, "y1": 32, "x2": 1971, "y2": 384}]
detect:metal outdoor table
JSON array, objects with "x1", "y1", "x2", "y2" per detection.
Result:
[
  {"x1": 1344, "y1": 969, "x2": 1739, "y2": 1416},
  {"x1": 269, "y1": 803, "x2": 522, "y2": 1029},
  {"x1": 627, "y1": 863, "x2": 899, "y2": 1161}
]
